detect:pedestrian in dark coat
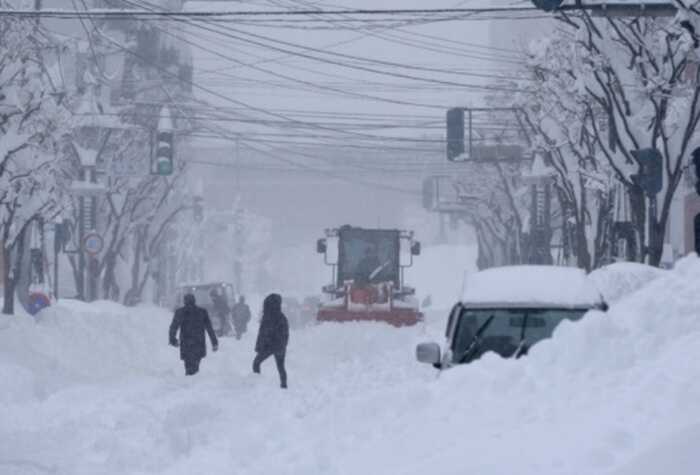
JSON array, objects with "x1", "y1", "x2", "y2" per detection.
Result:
[
  {"x1": 232, "y1": 295, "x2": 252, "y2": 340},
  {"x1": 210, "y1": 288, "x2": 232, "y2": 337},
  {"x1": 253, "y1": 293, "x2": 289, "y2": 388},
  {"x1": 170, "y1": 293, "x2": 219, "y2": 375}
]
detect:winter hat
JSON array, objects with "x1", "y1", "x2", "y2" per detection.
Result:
[{"x1": 263, "y1": 293, "x2": 282, "y2": 315}]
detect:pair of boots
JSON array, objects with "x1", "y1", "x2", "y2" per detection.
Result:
[
  {"x1": 252, "y1": 366, "x2": 287, "y2": 388},
  {"x1": 252, "y1": 351, "x2": 288, "y2": 389}
]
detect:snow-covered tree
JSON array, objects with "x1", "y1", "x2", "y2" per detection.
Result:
[
  {"x1": 515, "y1": 36, "x2": 616, "y2": 270},
  {"x1": 0, "y1": 13, "x2": 72, "y2": 314},
  {"x1": 449, "y1": 161, "x2": 529, "y2": 269},
  {"x1": 519, "y1": 11, "x2": 700, "y2": 266},
  {"x1": 166, "y1": 202, "x2": 272, "y2": 297}
]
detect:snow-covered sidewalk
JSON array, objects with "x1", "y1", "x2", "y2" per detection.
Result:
[{"x1": 1, "y1": 258, "x2": 699, "y2": 475}]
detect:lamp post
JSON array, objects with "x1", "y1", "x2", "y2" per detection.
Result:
[{"x1": 523, "y1": 154, "x2": 555, "y2": 265}]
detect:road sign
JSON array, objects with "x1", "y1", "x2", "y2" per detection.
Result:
[{"x1": 83, "y1": 232, "x2": 104, "y2": 256}]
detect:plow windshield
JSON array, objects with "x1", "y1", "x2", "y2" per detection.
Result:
[{"x1": 337, "y1": 228, "x2": 400, "y2": 287}]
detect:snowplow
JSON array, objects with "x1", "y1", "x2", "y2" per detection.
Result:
[{"x1": 315, "y1": 225, "x2": 423, "y2": 327}]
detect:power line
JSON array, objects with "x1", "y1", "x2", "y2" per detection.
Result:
[
  {"x1": 137, "y1": 10, "x2": 528, "y2": 93},
  {"x1": 164, "y1": 8, "x2": 529, "y2": 84},
  {"x1": 0, "y1": 6, "x2": 542, "y2": 18}
]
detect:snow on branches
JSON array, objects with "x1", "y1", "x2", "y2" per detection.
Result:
[
  {"x1": 0, "y1": 12, "x2": 73, "y2": 314},
  {"x1": 516, "y1": 10, "x2": 700, "y2": 267}
]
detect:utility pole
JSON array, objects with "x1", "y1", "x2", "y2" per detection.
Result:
[
  {"x1": 77, "y1": 168, "x2": 86, "y2": 300},
  {"x1": 87, "y1": 165, "x2": 98, "y2": 301},
  {"x1": 53, "y1": 221, "x2": 61, "y2": 300}
]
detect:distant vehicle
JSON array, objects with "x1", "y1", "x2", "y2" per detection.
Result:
[
  {"x1": 174, "y1": 282, "x2": 235, "y2": 337},
  {"x1": 315, "y1": 225, "x2": 422, "y2": 327},
  {"x1": 416, "y1": 266, "x2": 607, "y2": 369}
]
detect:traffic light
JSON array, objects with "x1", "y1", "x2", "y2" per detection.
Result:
[
  {"x1": 446, "y1": 108, "x2": 465, "y2": 161},
  {"x1": 692, "y1": 147, "x2": 700, "y2": 195},
  {"x1": 531, "y1": 0, "x2": 564, "y2": 11},
  {"x1": 154, "y1": 130, "x2": 174, "y2": 176},
  {"x1": 630, "y1": 148, "x2": 663, "y2": 196}
]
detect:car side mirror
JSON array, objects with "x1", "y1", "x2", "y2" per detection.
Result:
[
  {"x1": 416, "y1": 342, "x2": 441, "y2": 366},
  {"x1": 316, "y1": 238, "x2": 327, "y2": 254},
  {"x1": 411, "y1": 241, "x2": 421, "y2": 256}
]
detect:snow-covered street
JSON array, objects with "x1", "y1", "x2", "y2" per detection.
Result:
[
  {"x1": 3, "y1": 1, "x2": 700, "y2": 474},
  {"x1": 2, "y1": 257, "x2": 700, "y2": 475}
]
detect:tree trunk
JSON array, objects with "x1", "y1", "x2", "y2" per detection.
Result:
[
  {"x1": 648, "y1": 213, "x2": 667, "y2": 267},
  {"x1": 124, "y1": 229, "x2": 145, "y2": 306},
  {"x1": 2, "y1": 246, "x2": 13, "y2": 315},
  {"x1": 575, "y1": 215, "x2": 592, "y2": 272},
  {"x1": 593, "y1": 192, "x2": 614, "y2": 270},
  {"x1": 629, "y1": 185, "x2": 647, "y2": 263},
  {"x1": 2, "y1": 227, "x2": 27, "y2": 315},
  {"x1": 101, "y1": 252, "x2": 120, "y2": 301}
]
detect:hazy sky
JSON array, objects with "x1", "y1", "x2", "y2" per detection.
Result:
[{"x1": 180, "y1": 0, "x2": 549, "y2": 251}]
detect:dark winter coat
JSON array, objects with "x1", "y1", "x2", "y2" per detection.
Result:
[
  {"x1": 170, "y1": 302, "x2": 218, "y2": 361},
  {"x1": 255, "y1": 294, "x2": 289, "y2": 354}
]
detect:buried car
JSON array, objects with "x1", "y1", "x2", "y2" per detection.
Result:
[{"x1": 416, "y1": 265, "x2": 607, "y2": 369}]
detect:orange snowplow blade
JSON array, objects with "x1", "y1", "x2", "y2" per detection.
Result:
[{"x1": 317, "y1": 307, "x2": 423, "y2": 327}]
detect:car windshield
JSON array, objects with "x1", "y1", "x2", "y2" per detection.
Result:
[
  {"x1": 452, "y1": 307, "x2": 588, "y2": 363},
  {"x1": 337, "y1": 229, "x2": 399, "y2": 286}
]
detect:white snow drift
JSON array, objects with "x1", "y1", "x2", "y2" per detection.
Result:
[{"x1": 0, "y1": 257, "x2": 698, "y2": 475}]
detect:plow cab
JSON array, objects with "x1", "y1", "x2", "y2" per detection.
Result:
[{"x1": 316, "y1": 225, "x2": 423, "y2": 327}]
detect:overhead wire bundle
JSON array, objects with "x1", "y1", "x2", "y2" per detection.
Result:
[{"x1": 58, "y1": 0, "x2": 534, "y2": 192}]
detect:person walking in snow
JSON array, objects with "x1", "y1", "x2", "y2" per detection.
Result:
[
  {"x1": 253, "y1": 293, "x2": 289, "y2": 389},
  {"x1": 169, "y1": 293, "x2": 219, "y2": 376},
  {"x1": 209, "y1": 288, "x2": 232, "y2": 337},
  {"x1": 232, "y1": 295, "x2": 252, "y2": 340}
]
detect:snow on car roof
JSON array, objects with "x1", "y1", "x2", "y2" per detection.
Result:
[{"x1": 461, "y1": 265, "x2": 603, "y2": 308}]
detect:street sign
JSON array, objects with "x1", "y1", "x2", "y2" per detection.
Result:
[{"x1": 83, "y1": 232, "x2": 104, "y2": 256}]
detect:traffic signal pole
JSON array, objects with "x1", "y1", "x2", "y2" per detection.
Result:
[
  {"x1": 77, "y1": 169, "x2": 86, "y2": 301},
  {"x1": 649, "y1": 194, "x2": 658, "y2": 263}
]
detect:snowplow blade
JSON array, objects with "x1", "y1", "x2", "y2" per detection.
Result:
[{"x1": 317, "y1": 308, "x2": 423, "y2": 327}]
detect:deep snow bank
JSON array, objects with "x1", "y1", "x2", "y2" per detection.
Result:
[
  {"x1": 0, "y1": 300, "x2": 174, "y2": 403},
  {"x1": 588, "y1": 261, "x2": 666, "y2": 304},
  {"x1": 412, "y1": 255, "x2": 700, "y2": 475},
  {"x1": 1, "y1": 257, "x2": 699, "y2": 475}
]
